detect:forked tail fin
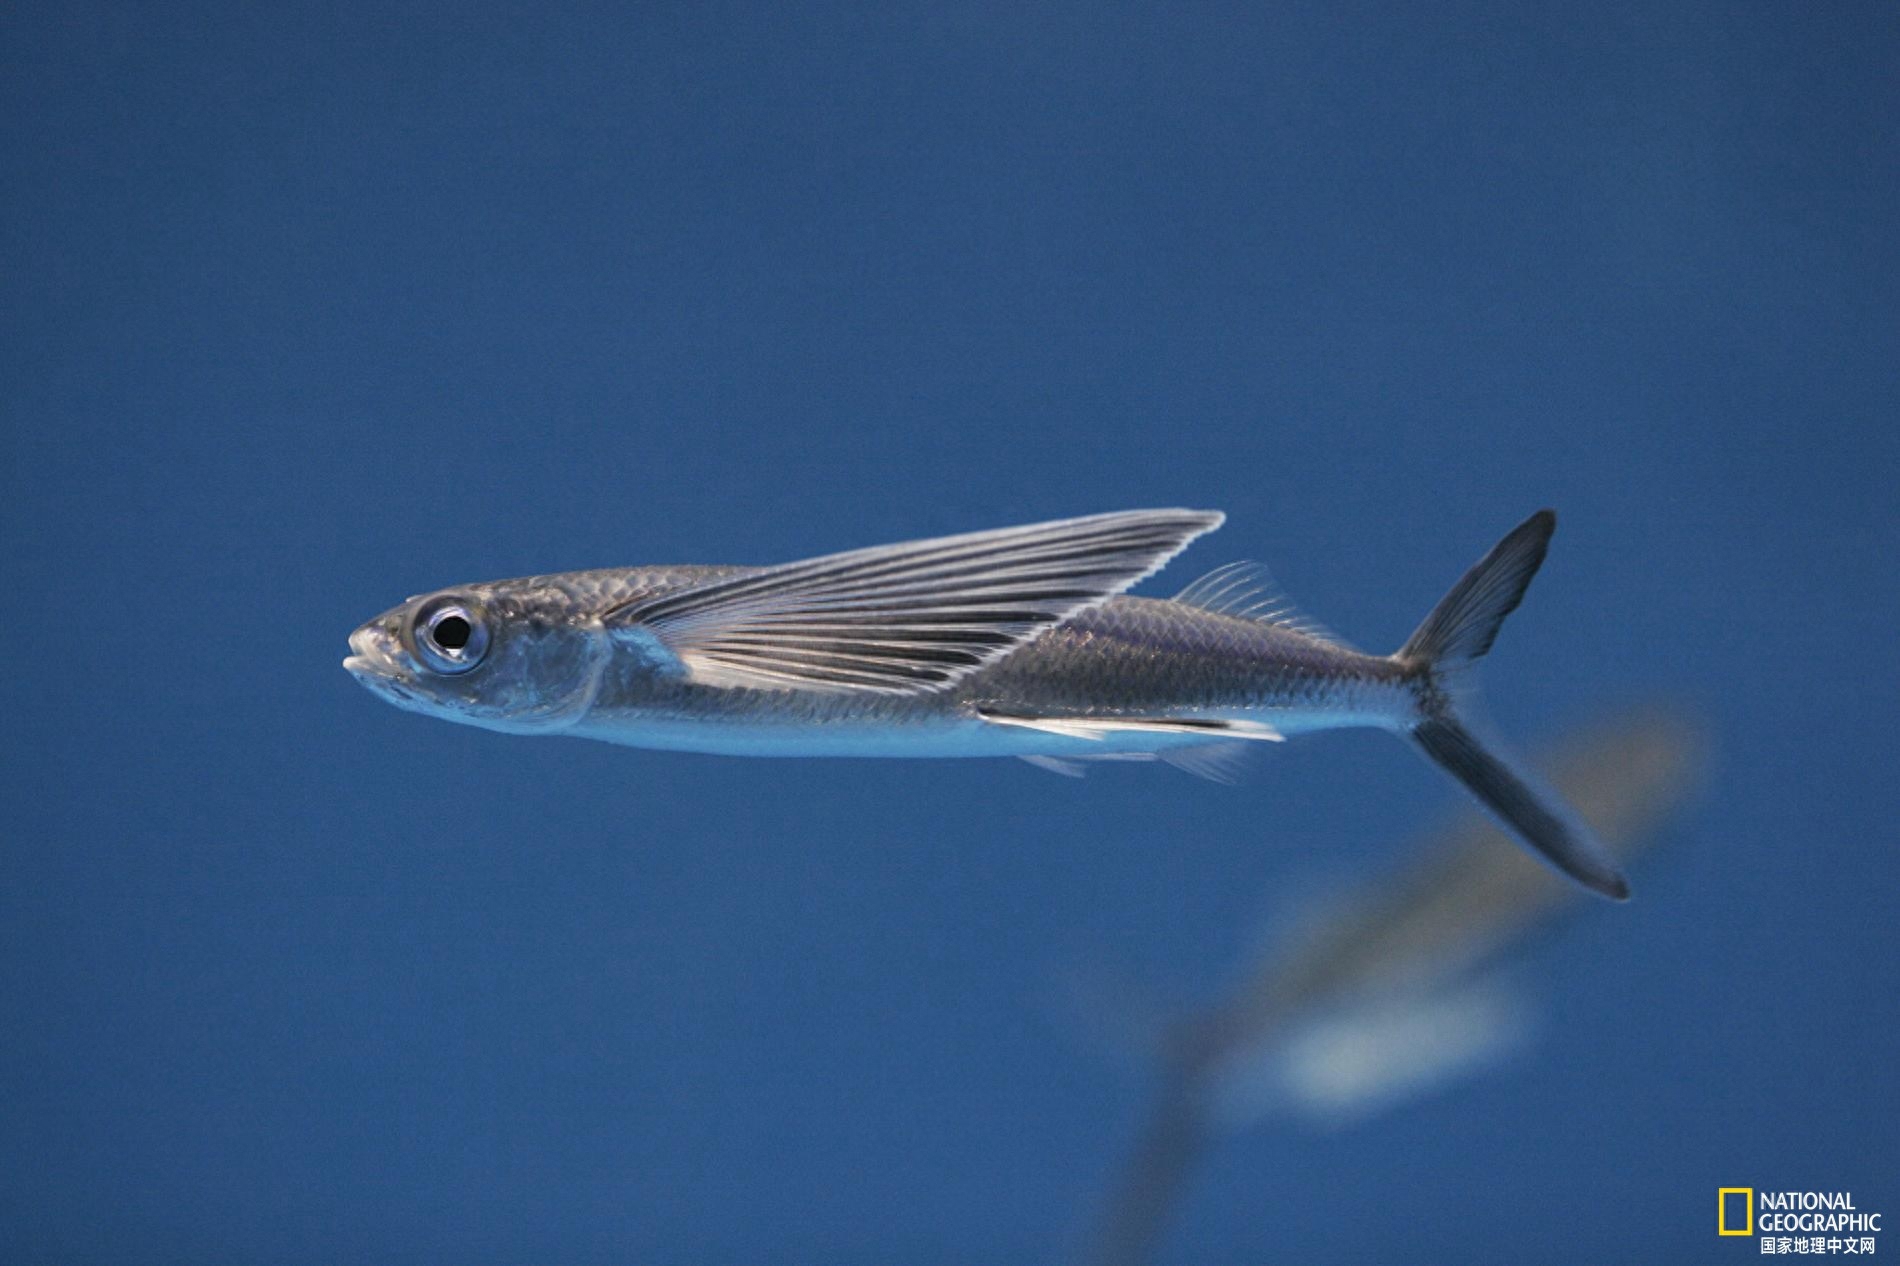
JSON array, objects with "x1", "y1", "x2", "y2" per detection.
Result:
[
  {"x1": 1413, "y1": 717, "x2": 1630, "y2": 899},
  {"x1": 1397, "y1": 511, "x2": 1632, "y2": 901}
]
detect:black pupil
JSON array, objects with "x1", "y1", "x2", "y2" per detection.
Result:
[{"x1": 432, "y1": 614, "x2": 472, "y2": 650}]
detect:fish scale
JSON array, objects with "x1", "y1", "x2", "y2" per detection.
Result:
[{"x1": 962, "y1": 596, "x2": 1413, "y2": 723}]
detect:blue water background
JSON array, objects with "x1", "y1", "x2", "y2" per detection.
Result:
[{"x1": 3, "y1": 3, "x2": 1894, "y2": 1262}]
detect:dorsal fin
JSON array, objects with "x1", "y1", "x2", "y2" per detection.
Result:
[{"x1": 1172, "y1": 561, "x2": 1353, "y2": 648}]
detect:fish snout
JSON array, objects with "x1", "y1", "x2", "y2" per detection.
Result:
[{"x1": 343, "y1": 619, "x2": 406, "y2": 682}]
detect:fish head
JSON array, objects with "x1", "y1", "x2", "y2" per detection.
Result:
[{"x1": 344, "y1": 580, "x2": 608, "y2": 733}]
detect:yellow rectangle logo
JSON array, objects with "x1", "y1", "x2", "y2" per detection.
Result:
[{"x1": 1719, "y1": 1188, "x2": 1754, "y2": 1236}]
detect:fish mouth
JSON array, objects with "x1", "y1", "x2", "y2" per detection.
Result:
[
  {"x1": 343, "y1": 625, "x2": 397, "y2": 678},
  {"x1": 343, "y1": 657, "x2": 422, "y2": 707},
  {"x1": 342, "y1": 623, "x2": 427, "y2": 704}
]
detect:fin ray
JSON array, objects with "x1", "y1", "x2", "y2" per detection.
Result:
[
  {"x1": 1174, "y1": 560, "x2": 1352, "y2": 647},
  {"x1": 1018, "y1": 745, "x2": 1255, "y2": 783},
  {"x1": 1159, "y1": 740, "x2": 1259, "y2": 784},
  {"x1": 1020, "y1": 754, "x2": 1091, "y2": 778},
  {"x1": 601, "y1": 510, "x2": 1223, "y2": 695}
]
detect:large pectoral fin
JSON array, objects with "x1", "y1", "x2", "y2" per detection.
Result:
[{"x1": 599, "y1": 509, "x2": 1223, "y2": 695}]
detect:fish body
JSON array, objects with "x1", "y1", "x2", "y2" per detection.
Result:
[
  {"x1": 346, "y1": 508, "x2": 1627, "y2": 898},
  {"x1": 570, "y1": 591, "x2": 1414, "y2": 759}
]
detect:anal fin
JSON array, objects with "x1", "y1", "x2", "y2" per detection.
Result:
[
  {"x1": 1019, "y1": 751, "x2": 1169, "y2": 779},
  {"x1": 1158, "y1": 740, "x2": 1259, "y2": 784},
  {"x1": 1019, "y1": 754, "x2": 1090, "y2": 778}
]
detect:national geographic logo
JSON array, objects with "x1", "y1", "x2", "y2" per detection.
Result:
[{"x1": 1720, "y1": 1188, "x2": 1883, "y2": 1255}]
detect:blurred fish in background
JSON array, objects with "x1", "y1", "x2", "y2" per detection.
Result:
[{"x1": 1079, "y1": 706, "x2": 1709, "y2": 1266}]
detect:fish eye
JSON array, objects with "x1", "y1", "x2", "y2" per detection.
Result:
[{"x1": 412, "y1": 598, "x2": 490, "y2": 675}]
